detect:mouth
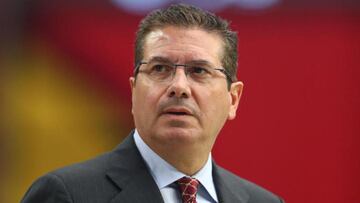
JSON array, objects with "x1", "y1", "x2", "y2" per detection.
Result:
[
  {"x1": 166, "y1": 112, "x2": 188, "y2": 116},
  {"x1": 162, "y1": 107, "x2": 192, "y2": 116}
]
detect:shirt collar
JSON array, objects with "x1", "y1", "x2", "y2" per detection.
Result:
[{"x1": 133, "y1": 129, "x2": 218, "y2": 202}]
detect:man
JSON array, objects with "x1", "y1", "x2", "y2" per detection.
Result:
[{"x1": 22, "y1": 4, "x2": 284, "y2": 203}]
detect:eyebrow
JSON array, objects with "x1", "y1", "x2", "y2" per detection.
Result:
[
  {"x1": 147, "y1": 56, "x2": 172, "y2": 64},
  {"x1": 147, "y1": 56, "x2": 213, "y2": 66}
]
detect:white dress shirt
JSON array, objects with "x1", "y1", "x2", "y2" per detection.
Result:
[{"x1": 134, "y1": 129, "x2": 218, "y2": 203}]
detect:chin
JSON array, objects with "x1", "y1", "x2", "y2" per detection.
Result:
[{"x1": 155, "y1": 127, "x2": 200, "y2": 144}]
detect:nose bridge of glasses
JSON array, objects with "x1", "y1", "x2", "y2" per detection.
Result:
[
  {"x1": 172, "y1": 64, "x2": 190, "y2": 77},
  {"x1": 167, "y1": 64, "x2": 195, "y2": 85}
]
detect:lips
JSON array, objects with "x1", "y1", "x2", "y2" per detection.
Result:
[{"x1": 162, "y1": 107, "x2": 193, "y2": 116}]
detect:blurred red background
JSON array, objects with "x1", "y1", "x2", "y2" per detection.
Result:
[{"x1": 1, "y1": 1, "x2": 359, "y2": 202}]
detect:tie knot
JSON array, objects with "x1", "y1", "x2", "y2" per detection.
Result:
[{"x1": 176, "y1": 177, "x2": 199, "y2": 203}]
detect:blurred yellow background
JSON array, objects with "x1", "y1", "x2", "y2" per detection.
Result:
[{"x1": 1, "y1": 38, "x2": 132, "y2": 202}]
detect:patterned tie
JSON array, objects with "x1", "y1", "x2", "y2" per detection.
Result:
[{"x1": 176, "y1": 176, "x2": 200, "y2": 203}]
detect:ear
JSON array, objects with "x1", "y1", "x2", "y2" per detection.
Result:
[
  {"x1": 129, "y1": 77, "x2": 135, "y2": 114},
  {"x1": 129, "y1": 76, "x2": 135, "y2": 90},
  {"x1": 228, "y1": 81, "x2": 244, "y2": 120}
]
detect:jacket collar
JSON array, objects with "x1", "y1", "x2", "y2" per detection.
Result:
[
  {"x1": 213, "y1": 162, "x2": 250, "y2": 203},
  {"x1": 106, "y1": 132, "x2": 164, "y2": 203}
]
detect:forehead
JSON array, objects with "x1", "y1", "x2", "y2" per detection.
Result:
[{"x1": 143, "y1": 26, "x2": 223, "y2": 65}]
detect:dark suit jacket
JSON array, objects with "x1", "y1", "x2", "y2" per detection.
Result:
[{"x1": 22, "y1": 132, "x2": 284, "y2": 203}]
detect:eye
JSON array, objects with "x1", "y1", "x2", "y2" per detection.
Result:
[
  {"x1": 152, "y1": 64, "x2": 167, "y2": 72},
  {"x1": 149, "y1": 64, "x2": 173, "y2": 74},
  {"x1": 189, "y1": 66, "x2": 211, "y2": 76}
]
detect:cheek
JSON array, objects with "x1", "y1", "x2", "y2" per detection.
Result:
[
  {"x1": 197, "y1": 88, "x2": 231, "y2": 120},
  {"x1": 133, "y1": 82, "x2": 164, "y2": 114},
  {"x1": 193, "y1": 89, "x2": 230, "y2": 139}
]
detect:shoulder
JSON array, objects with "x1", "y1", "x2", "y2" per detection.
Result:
[
  {"x1": 21, "y1": 172, "x2": 73, "y2": 203},
  {"x1": 21, "y1": 151, "x2": 117, "y2": 203},
  {"x1": 214, "y1": 165, "x2": 285, "y2": 203},
  {"x1": 51, "y1": 150, "x2": 113, "y2": 181}
]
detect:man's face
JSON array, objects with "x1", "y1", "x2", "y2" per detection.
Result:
[{"x1": 130, "y1": 26, "x2": 243, "y2": 152}]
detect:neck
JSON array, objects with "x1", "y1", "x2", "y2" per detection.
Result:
[
  {"x1": 164, "y1": 147, "x2": 209, "y2": 176},
  {"x1": 135, "y1": 129, "x2": 216, "y2": 176},
  {"x1": 151, "y1": 141, "x2": 212, "y2": 176}
]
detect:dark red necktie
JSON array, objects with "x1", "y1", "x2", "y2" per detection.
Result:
[{"x1": 176, "y1": 176, "x2": 200, "y2": 203}]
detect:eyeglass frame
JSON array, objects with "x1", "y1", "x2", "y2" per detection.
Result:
[{"x1": 133, "y1": 61, "x2": 233, "y2": 85}]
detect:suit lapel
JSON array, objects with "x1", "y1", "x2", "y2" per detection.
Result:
[
  {"x1": 213, "y1": 162, "x2": 249, "y2": 203},
  {"x1": 104, "y1": 132, "x2": 250, "y2": 203},
  {"x1": 106, "y1": 133, "x2": 164, "y2": 203}
]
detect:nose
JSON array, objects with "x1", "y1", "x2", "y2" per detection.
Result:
[{"x1": 166, "y1": 67, "x2": 191, "y2": 98}]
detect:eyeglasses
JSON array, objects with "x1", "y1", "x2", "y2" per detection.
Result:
[{"x1": 134, "y1": 61, "x2": 233, "y2": 84}]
